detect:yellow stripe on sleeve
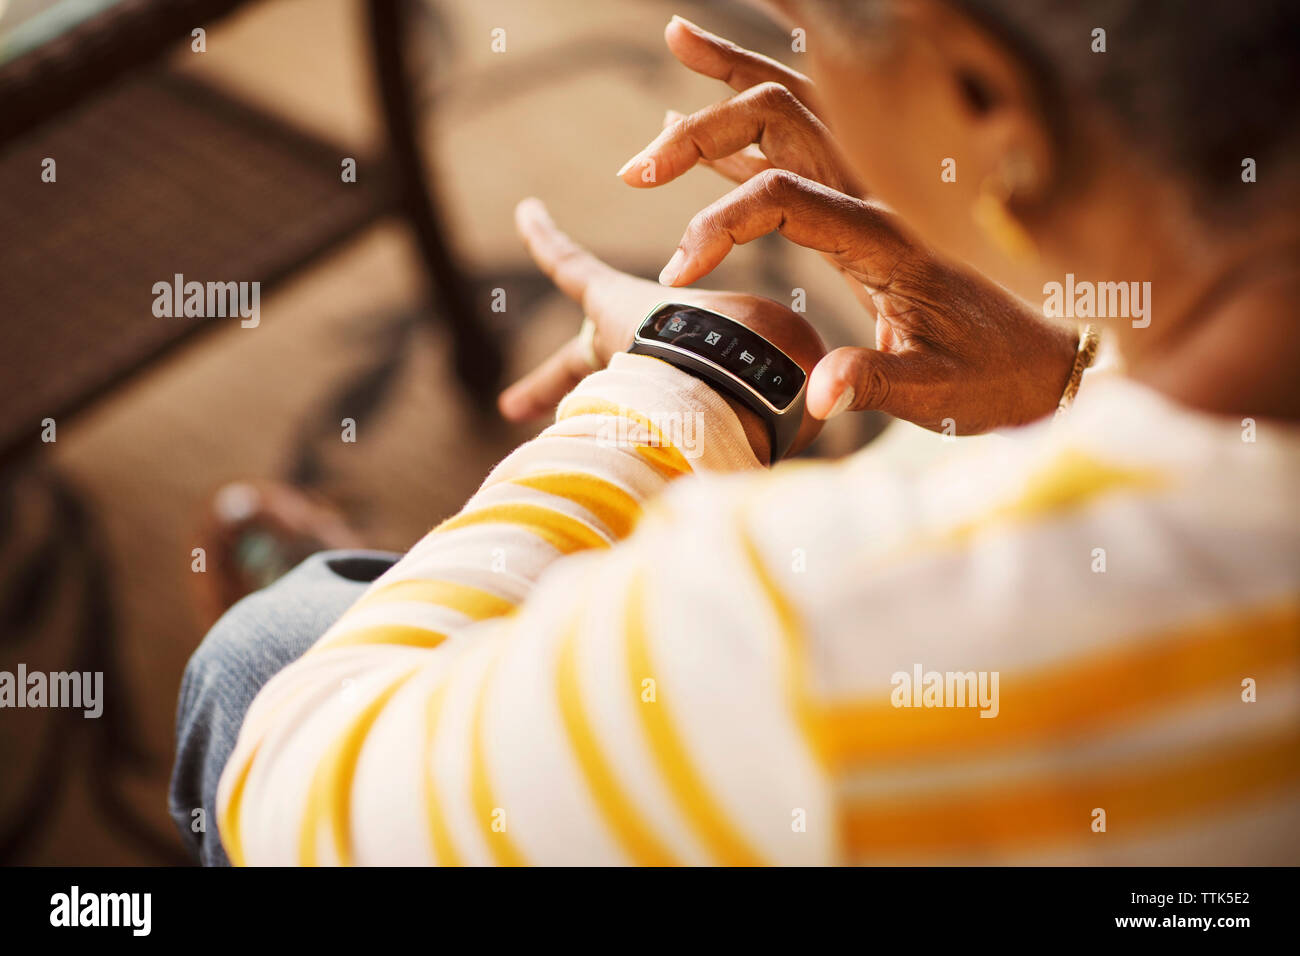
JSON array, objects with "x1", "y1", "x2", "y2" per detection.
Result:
[
  {"x1": 625, "y1": 575, "x2": 766, "y2": 866},
  {"x1": 436, "y1": 502, "x2": 610, "y2": 554},
  {"x1": 737, "y1": 521, "x2": 833, "y2": 770},
  {"x1": 557, "y1": 615, "x2": 680, "y2": 866},
  {"x1": 315, "y1": 624, "x2": 449, "y2": 652},
  {"x1": 558, "y1": 397, "x2": 694, "y2": 479},
  {"x1": 939, "y1": 448, "x2": 1168, "y2": 548},
  {"x1": 299, "y1": 670, "x2": 417, "y2": 866},
  {"x1": 423, "y1": 682, "x2": 462, "y2": 866},
  {"x1": 351, "y1": 578, "x2": 517, "y2": 621},
  {"x1": 841, "y1": 723, "x2": 1300, "y2": 859},
  {"x1": 823, "y1": 600, "x2": 1300, "y2": 769},
  {"x1": 219, "y1": 685, "x2": 314, "y2": 866},
  {"x1": 510, "y1": 472, "x2": 644, "y2": 540},
  {"x1": 631, "y1": 443, "x2": 696, "y2": 481},
  {"x1": 470, "y1": 648, "x2": 529, "y2": 866},
  {"x1": 218, "y1": 743, "x2": 258, "y2": 868}
]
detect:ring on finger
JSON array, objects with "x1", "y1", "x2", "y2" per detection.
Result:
[{"x1": 576, "y1": 317, "x2": 601, "y2": 370}]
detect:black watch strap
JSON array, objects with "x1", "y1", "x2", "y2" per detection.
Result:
[{"x1": 626, "y1": 302, "x2": 807, "y2": 460}]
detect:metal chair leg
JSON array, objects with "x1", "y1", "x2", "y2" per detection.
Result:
[{"x1": 366, "y1": 0, "x2": 503, "y2": 406}]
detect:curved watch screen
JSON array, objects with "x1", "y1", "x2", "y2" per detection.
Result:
[{"x1": 639, "y1": 304, "x2": 805, "y2": 410}]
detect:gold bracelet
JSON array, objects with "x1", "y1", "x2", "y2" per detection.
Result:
[{"x1": 1055, "y1": 323, "x2": 1101, "y2": 417}]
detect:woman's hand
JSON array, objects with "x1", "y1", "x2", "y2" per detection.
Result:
[
  {"x1": 500, "y1": 198, "x2": 827, "y2": 459},
  {"x1": 617, "y1": 16, "x2": 860, "y2": 197},
  {"x1": 654, "y1": 177, "x2": 1078, "y2": 433},
  {"x1": 618, "y1": 17, "x2": 1079, "y2": 434}
]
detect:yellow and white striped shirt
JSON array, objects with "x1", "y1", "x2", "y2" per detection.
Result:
[{"x1": 217, "y1": 353, "x2": 1300, "y2": 865}]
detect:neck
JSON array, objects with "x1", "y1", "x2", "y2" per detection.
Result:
[
  {"x1": 1117, "y1": 238, "x2": 1300, "y2": 422},
  {"x1": 1033, "y1": 127, "x2": 1300, "y2": 421}
]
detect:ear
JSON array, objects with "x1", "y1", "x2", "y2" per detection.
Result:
[{"x1": 911, "y1": 0, "x2": 1057, "y2": 203}]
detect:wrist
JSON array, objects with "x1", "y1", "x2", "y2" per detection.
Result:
[
  {"x1": 625, "y1": 302, "x2": 813, "y2": 462},
  {"x1": 569, "y1": 352, "x2": 766, "y2": 472}
]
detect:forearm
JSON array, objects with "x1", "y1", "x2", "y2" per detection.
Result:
[
  {"x1": 214, "y1": 353, "x2": 784, "y2": 864},
  {"x1": 305, "y1": 353, "x2": 761, "y2": 657}
]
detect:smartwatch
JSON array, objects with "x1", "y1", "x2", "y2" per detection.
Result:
[{"x1": 627, "y1": 302, "x2": 807, "y2": 460}]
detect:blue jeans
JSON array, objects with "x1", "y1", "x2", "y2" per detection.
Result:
[{"x1": 169, "y1": 550, "x2": 399, "y2": 865}]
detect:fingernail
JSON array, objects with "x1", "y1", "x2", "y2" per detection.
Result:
[
  {"x1": 670, "y1": 15, "x2": 700, "y2": 32},
  {"x1": 616, "y1": 154, "x2": 640, "y2": 177},
  {"x1": 663, "y1": 109, "x2": 683, "y2": 126},
  {"x1": 659, "y1": 249, "x2": 687, "y2": 286},
  {"x1": 825, "y1": 386, "x2": 855, "y2": 420}
]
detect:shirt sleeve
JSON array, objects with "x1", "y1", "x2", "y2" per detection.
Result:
[
  {"x1": 216, "y1": 355, "x2": 1300, "y2": 865},
  {"x1": 215, "y1": 353, "x2": 835, "y2": 865}
]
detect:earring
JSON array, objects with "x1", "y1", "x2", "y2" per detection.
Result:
[{"x1": 972, "y1": 153, "x2": 1038, "y2": 265}]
